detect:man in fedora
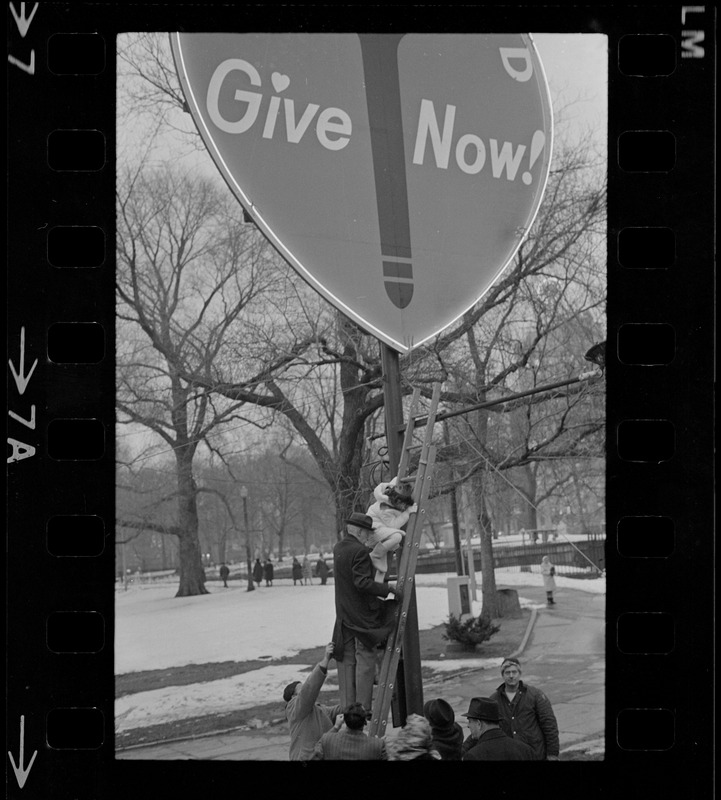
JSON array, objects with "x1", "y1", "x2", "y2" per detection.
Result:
[
  {"x1": 332, "y1": 512, "x2": 401, "y2": 710},
  {"x1": 461, "y1": 697, "x2": 535, "y2": 761},
  {"x1": 490, "y1": 657, "x2": 560, "y2": 760}
]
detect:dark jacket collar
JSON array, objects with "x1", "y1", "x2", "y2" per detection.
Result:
[
  {"x1": 479, "y1": 728, "x2": 507, "y2": 741},
  {"x1": 496, "y1": 679, "x2": 526, "y2": 694}
]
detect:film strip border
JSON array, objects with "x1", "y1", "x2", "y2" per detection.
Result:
[
  {"x1": 7, "y1": 13, "x2": 116, "y2": 795},
  {"x1": 6, "y1": 5, "x2": 715, "y2": 797},
  {"x1": 607, "y1": 12, "x2": 714, "y2": 770}
]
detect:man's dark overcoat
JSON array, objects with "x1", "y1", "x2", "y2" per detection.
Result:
[
  {"x1": 462, "y1": 728, "x2": 535, "y2": 761},
  {"x1": 331, "y1": 533, "x2": 397, "y2": 660}
]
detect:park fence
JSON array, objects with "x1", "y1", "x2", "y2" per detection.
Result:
[{"x1": 414, "y1": 536, "x2": 605, "y2": 577}]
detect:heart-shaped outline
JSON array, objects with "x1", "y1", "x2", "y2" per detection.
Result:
[
  {"x1": 271, "y1": 72, "x2": 290, "y2": 93},
  {"x1": 171, "y1": 33, "x2": 554, "y2": 354}
]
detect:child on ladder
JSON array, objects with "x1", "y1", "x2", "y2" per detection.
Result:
[{"x1": 366, "y1": 476, "x2": 417, "y2": 583}]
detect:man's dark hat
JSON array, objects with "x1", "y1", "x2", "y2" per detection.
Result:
[
  {"x1": 345, "y1": 512, "x2": 375, "y2": 531},
  {"x1": 283, "y1": 681, "x2": 301, "y2": 703},
  {"x1": 423, "y1": 698, "x2": 456, "y2": 731},
  {"x1": 462, "y1": 697, "x2": 499, "y2": 722}
]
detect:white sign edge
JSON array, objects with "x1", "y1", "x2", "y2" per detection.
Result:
[{"x1": 169, "y1": 32, "x2": 554, "y2": 355}]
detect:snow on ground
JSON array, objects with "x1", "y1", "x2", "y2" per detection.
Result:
[
  {"x1": 116, "y1": 570, "x2": 604, "y2": 674},
  {"x1": 115, "y1": 570, "x2": 605, "y2": 735}
]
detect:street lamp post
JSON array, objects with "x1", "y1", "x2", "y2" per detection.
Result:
[{"x1": 240, "y1": 486, "x2": 255, "y2": 592}]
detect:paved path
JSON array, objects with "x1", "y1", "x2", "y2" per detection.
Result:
[
  {"x1": 426, "y1": 583, "x2": 605, "y2": 755},
  {"x1": 117, "y1": 583, "x2": 604, "y2": 761}
]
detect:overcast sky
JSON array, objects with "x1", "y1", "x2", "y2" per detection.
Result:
[
  {"x1": 534, "y1": 33, "x2": 607, "y2": 145},
  {"x1": 116, "y1": 32, "x2": 607, "y2": 462}
]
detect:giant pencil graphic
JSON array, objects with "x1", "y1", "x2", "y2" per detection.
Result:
[{"x1": 360, "y1": 35, "x2": 414, "y2": 310}]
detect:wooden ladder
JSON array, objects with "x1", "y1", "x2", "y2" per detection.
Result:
[{"x1": 368, "y1": 383, "x2": 441, "y2": 738}]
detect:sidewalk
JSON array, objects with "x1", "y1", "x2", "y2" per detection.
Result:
[{"x1": 117, "y1": 583, "x2": 604, "y2": 761}]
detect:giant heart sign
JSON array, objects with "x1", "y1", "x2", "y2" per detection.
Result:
[{"x1": 171, "y1": 33, "x2": 553, "y2": 353}]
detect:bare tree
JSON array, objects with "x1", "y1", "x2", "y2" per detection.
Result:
[
  {"x1": 116, "y1": 165, "x2": 277, "y2": 595},
  {"x1": 116, "y1": 35, "x2": 606, "y2": 613}
]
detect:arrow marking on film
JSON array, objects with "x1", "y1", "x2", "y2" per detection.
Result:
[
  {"x1": 9, "y1": 3, "x2": 39, "y2": 38},
  {"x1": 360, "y1": 34, "x2": 414, "y2": 310},
  {"x1": 8, "y1": 715, "x2": 38, "y2": 789},
  {"x1": 8, "y1": 327, "x2": 38, "y2": 395}
]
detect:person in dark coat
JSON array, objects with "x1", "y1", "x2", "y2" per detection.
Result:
[
  {"x1": 252, "y1": 558, "x2": 263, "y2": 586},
  {"x1": 489, "y1": 657, "x2": 560, "y2": 760},
  {"x1": 315, "y1": 557, "x2": 330, "y2": 585},
  {"x1": 292, "y1": 557, "x2": 303, "y2": 586},
  {"x1": 219, "y1": 563, "x2": 230, "y2": 588},
  {"x1": 331, "y1": 512, "x2": 400, "y2": 710},
  {"x1": 263, "y1": 559, "x2": 274, "y2": 586},
  {"x1": 423, "y1": 698, "x2": 464, "y2": 760},
  {"x1": 461, "y1": 697, "x2": 535, "y2": 761}
]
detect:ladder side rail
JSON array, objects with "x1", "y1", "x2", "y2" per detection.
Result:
[
  {"x1": 369, "y1": 444, "x2": 437, "y2": 737},
  {"x1": 392, "y1": 381, "x2": 441, "y2": 589},
  {"x1": 397, "y1": 384, "x2": 440, "y2": 483},
  {"x1": 369, "y1": 383, "x2": 441, "y2": 736},
  {"x1": 396, "y1": 387, "x2": 421, "y2": 480}
]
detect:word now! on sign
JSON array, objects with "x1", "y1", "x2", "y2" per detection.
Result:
[{"x1": 172, "y1": 33, "x2": 553, "y2": 352}]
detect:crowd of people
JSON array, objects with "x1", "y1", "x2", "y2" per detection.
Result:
[
  {"x1": 220, "y1": 555, "x2": 331, "y2": 588},
  {"x1": 284, "y1": 643, "x2": 559, "y2": 761},
  {"x1": 216, "y1": 474, "x2": 564, "y2": 761},
  {"x1": 281, "y1": 498, "x2": 561, "y2": 762}
]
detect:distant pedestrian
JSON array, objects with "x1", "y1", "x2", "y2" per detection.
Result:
[
  {"x1": 263, "y1": 559, "x2": 274, "y2": 587},
  {"x1": 540, "y1": 555, "x2": 557, "y2": 605},
  {"x1": 489, "y1": 657, "x2": 560, "y2": 760},
  {"x1": 461, "y1": 697, "x2": 535, "y2": 761},
  {"x1": 311, "y1": 703, "x2": 386, "y2": 760},
  {"x1": 423, "y1": 698, "x2": 464, "y2": 760},
  {"x1": 284, "y1": 643, "x2": 341, "y2": 761},
  {"x1": 331, "y1": 512, "x2": 400, "y2": 711},
  {"x1": 252, "y1": 558, "x2": 263, "y2": 586},
  {"x1": 315, "y1": 557, "x2": 330, "y2": 585},
  {"x1": 387, "y1": 714, "x2": 441, "y2": 761},
  {"x1": 219, "y1": 563, "x2": 230, "y2": 588},
  {"x1": 292, "y1": 557, "x2": 303, "y2": 586},
  {"x1": 302, "y1": 556, "x2": 313, "y2": 585}
]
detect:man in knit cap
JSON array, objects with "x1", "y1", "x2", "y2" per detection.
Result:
[
  {"x1": 284, "y1": 642, "x2": 342, "y2": 761},
  {"x1": 423, "y1": 698, "x2": 464, "y2": 760},
  {"x1": 489, "y1": 657, "x2": 560, "y2": 760}
]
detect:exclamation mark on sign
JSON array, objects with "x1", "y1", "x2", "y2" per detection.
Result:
[
  {"x1": 360, "y1": 34, "x2": 414, "y2": 309},
  {"x1": 522, "y1": 130, "x2": 546, "y2": 185}
]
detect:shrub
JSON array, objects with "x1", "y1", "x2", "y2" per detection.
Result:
[{"x1": 442, "y1": 614, "x2": 500, "y2": 647}]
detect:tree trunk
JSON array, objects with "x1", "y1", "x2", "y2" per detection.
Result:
[
  {"x1": 474, "y1": 478, "x2": 500, "y2": 621},
  {"x1": 175, "y1": 453, "x2": 208, "y2": 597},
  {"x1": 526, "y1": 465, "x2": 538, "y2": 531},
  {"x1": 450, "y1": 486, "x2": 464, "y2": 575},
  {"x1": 470, "y1": 403, "x2": 499, "y2": 621},
  {"x1": 176, "y1": 530, "x2": 208, "y2": 596},
  {"x1": 333, "y1": 315, "x2": 375, "y2": 539}
]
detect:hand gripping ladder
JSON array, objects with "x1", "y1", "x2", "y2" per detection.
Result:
[{"x1": 368, "y1": 383, "x2": 441, "y2": 738}]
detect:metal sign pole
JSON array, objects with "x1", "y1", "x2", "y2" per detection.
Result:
[{"x1": 380, "y1": 343, "x2": 424, "y2": 723}]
